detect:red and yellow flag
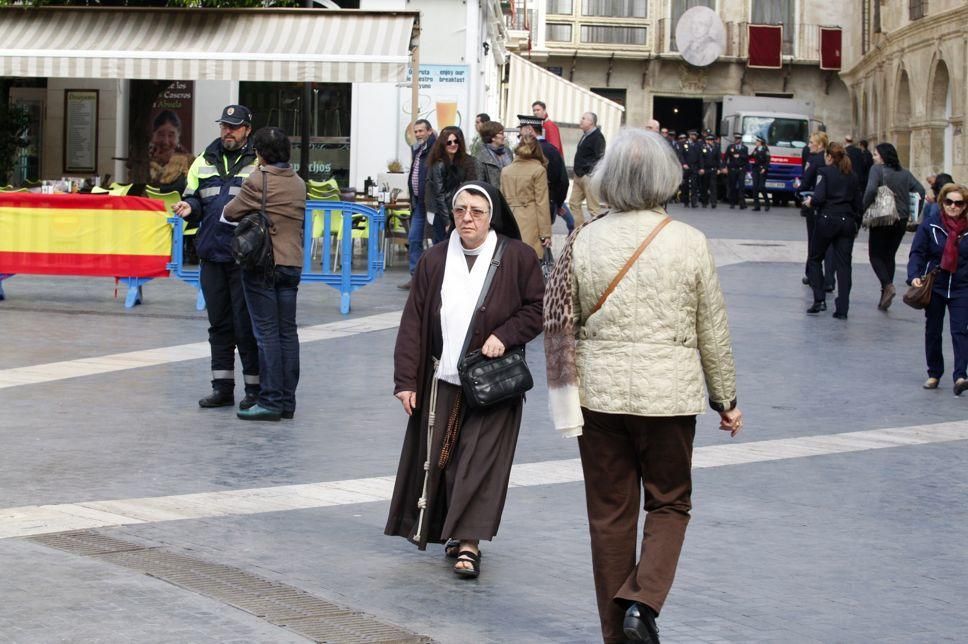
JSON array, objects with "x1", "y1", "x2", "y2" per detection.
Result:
[{"x1": 0, "y1": 193, "x2": 171, "y2": 277}]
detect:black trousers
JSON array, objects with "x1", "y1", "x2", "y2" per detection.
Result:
[
  {"x1": 200, "y1": 260, "x2": 260, "y2": 394},
  {"x1": 680, "y1": 170, "x2": 699, "y2": 207},
  {"x1": 807, "y1": 213, "x2": 856, "y2": 314},
  {"x1": 803, "y1": 208, "x2": 835, "y2": 288},
  {"x1": 727, "y1": 169, "x2": 746, "y2": 207},
  {"x1": 700, "y1": 171, "x2": 718, "y2": 206},
  {"x1": 751, "y1": 171, "x2": 770, "y2": 209},
  {"x1": 868, "y1": 221, "x2": 907, "y2": 288}
]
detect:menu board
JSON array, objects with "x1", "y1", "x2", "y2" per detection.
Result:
[{"x1": 64, "y1": 90, "x2": 98, "y2": 173}]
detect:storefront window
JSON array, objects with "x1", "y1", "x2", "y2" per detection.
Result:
[{"x1": 240, "y1": 82, "x2": 352, "y2": 185}]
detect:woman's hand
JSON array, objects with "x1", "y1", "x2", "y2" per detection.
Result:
[
  {"x1": 481, "y1": 334, "x2": 506, "y2": 358},
  {"x1": 719, "y1": 408, "x2": 744, "y2": 437},
  {"x1": 803, "y1": 197, "x2": 812, "y2": 208},
  {"x1": 395, "y1": 391, "x2": 417, "y2": 416},
  {"x1": 540, "y1": 236, "x2": 553, "y2": 248},
  {"x1": 912, "y1": 277, "x2": 923, "y2": 288}
]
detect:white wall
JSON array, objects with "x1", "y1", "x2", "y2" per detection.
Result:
[{"x1": 192, "y1": 81, "x2": 237, "y2": 154}]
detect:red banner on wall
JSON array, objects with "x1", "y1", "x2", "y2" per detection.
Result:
[
  {"x1": 748, "y1": 24, "x2": 783, "y2": 69},
  {"x1": 819, "y1": 27, "x2": 842, "y2": 70}
]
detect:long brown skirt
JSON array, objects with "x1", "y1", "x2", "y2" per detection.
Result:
[{"x1": 384, "y1": 379, "x2": 523, "y2": 549}]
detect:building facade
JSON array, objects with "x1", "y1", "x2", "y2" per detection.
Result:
[
  {"x1": 841, "y1": 0, "x2": 966, "y2": 182},
  {"x1": 508, "y1": 0, "x2": 860, "y2": 138}
]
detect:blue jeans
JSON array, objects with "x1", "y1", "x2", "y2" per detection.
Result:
[
  {"x1": 242, "y1": 266, "x2": 301, "y2": 414},
  {"x1": 407, "y1": 201, "x2": 427, "y2": 274},
  {"x1": 558, "y1": 204, "x2": 575, "y2": 233}
]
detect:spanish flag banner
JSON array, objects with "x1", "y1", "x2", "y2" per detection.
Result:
[{"x1": 0, "y1": 193, "x2": 171, "y2": 278}]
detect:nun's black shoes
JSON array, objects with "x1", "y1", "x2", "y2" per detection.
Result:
[
  {"x1": 453, "y1": 550, "x2": 481, "y2": 579},
  {"x1": 623, "y1": 602, "x2": 660, "y2": 643}
]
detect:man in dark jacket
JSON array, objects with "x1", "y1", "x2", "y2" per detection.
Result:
[
  {"x1": 677, "y1": 130, "x2": 702, "y2": 208},
  {"x1": 173, "y1": 105, "x2": 260, "y2": 410},
  {"x1": 518, "y1": 115, "x2": 569, "y2": 225},
  {"x1": 725, "y1": 133, "x2": 749, "y2": 209},
  {"x1": 400, "y1": 119, "x2": 436, "y2": 289},
  {"x1": 845, "y1": 135, "x2": 869, "y2": 191},
  {"x1": 569, "y1": 111, "x2": 606, "y2": 225},
  {"x1": 750, "y1": 135, "x2": 772, "y2": 211},
  {"x1": 699, "y1": 134, "x2": 722, "y2": 208}
]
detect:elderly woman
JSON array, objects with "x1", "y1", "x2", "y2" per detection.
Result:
[
  {"x1": 223, "y1": 127, "x2": 306, "y2": 421},
  {"x1": 385, "y1": 181, "x2": 545, "y2": 578},
  {"x1": 863, "y1": 142, "x2": 926, "y2": 310},
  {"x1": 501, "y1": 136, "x2": 551, "y2": 257},
  {"x1": 907, "y1": 183, "x2": 968, "y2": 396},
  {"x1": 543, "y1": 128, "x2": 742, "y2": 643},
  {"x1": 474, "y1": 121, "x2": 511, "y2": 188}
]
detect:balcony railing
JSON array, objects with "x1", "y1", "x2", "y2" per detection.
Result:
[{"x1": 655, "y1": 20, "x2": 823, "y2": 62}]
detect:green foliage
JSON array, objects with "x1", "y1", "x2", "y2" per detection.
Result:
[{"x1": 0, "y1": 103, "x2": 30, "y2": 185}]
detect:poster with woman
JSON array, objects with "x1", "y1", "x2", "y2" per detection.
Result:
[{"x1": 146, "y1": 81, "x2": 194, "y2": 193}]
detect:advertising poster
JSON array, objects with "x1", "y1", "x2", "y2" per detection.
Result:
[
  {"x1": 146, "y1": 81, "x2": 195, "y2": 191},
  {"x1": 398, "y1": 65, "x2": 470, "y2": 164}
]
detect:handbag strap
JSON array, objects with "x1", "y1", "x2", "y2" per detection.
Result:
[
  {"x1": 590, "y1": 216, "x2": 671, "y2": 316},
  {"x1": 259, "y1": 168, "x2": 269, "y2": 221},
  {"x1": 458, "y1": 237, "x2": 508, "y2": 367}
]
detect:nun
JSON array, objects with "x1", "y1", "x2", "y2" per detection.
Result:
[{"x1": 385, "y1": 181, "x2": 545, "y2": 579}]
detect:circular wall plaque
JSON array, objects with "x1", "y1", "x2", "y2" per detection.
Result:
[{"x1": 675, "y1": 6, "x2": 726, "y2": 67}]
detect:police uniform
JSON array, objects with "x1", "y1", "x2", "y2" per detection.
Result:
[
  {"x1": 750, "y1": 137, "x2": 771, "y2": 211},
  {"x1": 700, "y1": 135, "x2": 722, "y2": 208},
  {"x1": 678, "y1": 133, "x2": 702, "y2": 208},
  {"x1": 725, "y1": 135, "x2": 749, "y2": 209},
  {"x1": 182, "y1": 105, "x2": 260, "y2": 409}
]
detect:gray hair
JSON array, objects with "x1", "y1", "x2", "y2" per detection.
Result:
[
  {"x1": 584, "y1": 111, "x2": 598, "y2": 125},
  {"x1": 588, "y1": 128, "x2": 682, "y2": 212}
]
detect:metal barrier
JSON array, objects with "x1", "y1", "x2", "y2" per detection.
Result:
[{"x1": 167, "y1": 201, "x2": 386, "y2": 315}]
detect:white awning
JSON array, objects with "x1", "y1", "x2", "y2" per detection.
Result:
[
  {"x1": 0, "y1": 7, "x2": 417, "y2": 83},
  {"x1": 504, "y1": 53, "x2": 625, "y2": 142}
]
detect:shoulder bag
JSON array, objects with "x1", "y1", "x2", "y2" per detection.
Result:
[
  {"x1": 231, "y1": 169, "x2": 275, "y2": 274},
  {"x1": 903, "y1": 268, "x2": 938, "y2": 310},
  {"x1": 458, "y1": 238, "x2": 534, "y2": 409},
  {"x1": 862, "y1": 184, "x2": 899, "y2": 229}
]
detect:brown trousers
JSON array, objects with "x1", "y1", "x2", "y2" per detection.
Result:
[{"x1": 578, "y1": 408, "x2": 696, "y2": 644}]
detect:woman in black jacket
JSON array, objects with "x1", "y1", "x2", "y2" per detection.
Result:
[
  {"x1": 863, "y1": 142, "x2": 926, "y2": 310},
  {"x1": 800, "y1": 132, "x2": 835, "y2": 291},
  {"x1": 424, "y1": 126, "x2": 478, "y2": 242},
  {"x1": 804, "y1": 142, "x2": 863, "y2": 319}
]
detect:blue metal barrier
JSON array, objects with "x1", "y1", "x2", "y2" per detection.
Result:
[{"x1": 167, "y1": 201, "x2": 386, "y2": 315}]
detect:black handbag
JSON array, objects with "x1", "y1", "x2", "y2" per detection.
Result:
[
  {"x1": 457, "y1": 238, "x2": 534, "y2": 408},
  {"x1": 231, "y1": 170, "x2": 274, "y2": 274}
]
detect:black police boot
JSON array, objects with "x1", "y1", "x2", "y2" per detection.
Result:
[
  {"x1": 239, "y1": 393, "x2": 259, "y2": 410},
  {"x1": 806, "y1": 301, "x2": 827, "y2": 314},
  {"x1": 199, "y1": 389, "x2": 234, "y2": 408},
  {"x1": 623, "y1": 602, "x2": 660, "y2": 643}
]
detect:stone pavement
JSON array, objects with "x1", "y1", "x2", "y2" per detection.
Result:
[{"x1": 1, "y1": 205, "x2": 966, "y2": 643}]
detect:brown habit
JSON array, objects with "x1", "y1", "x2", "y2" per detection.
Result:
[{"x1": 385, "y1": 236, "x2": 545, "y2": 549}]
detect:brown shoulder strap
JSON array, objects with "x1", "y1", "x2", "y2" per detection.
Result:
[{"x1": 590, "y1": 216, "x2": 672, "y2": 316}]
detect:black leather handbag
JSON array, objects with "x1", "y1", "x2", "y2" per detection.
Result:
[
  {"x1": 231, "y1": 170, "x2": 274, "y2": 274},
  {"x1": 457, "y1": 238, "x2": 534, "y2": 408}
]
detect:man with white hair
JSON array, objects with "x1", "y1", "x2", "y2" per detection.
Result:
[{"x1": 569, "y1": 111, "x2": 606, "y2": 225}]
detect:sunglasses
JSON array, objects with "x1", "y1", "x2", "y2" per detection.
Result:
[
  {"x1": 943, "y1": 198, "x2": 966, "y2": 208},
  {"x1": 445, "y1": 139, "x2": 459, "y2": 146}
]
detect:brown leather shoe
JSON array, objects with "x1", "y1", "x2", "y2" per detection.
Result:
[{"x1": 878, "y1": 284, "x2": 896, "y2": 310}]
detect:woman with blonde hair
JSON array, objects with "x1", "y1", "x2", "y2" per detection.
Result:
[
  {"x1": 907, "y1": 182, "x2": 968, "y2": 395},
  {"x1": 500, "y1": 136, "x2": 551, "y2": 257},
  {"x1": 800, "y1": 131, "x2": 834, "y2": 291},
  {"x1": 544, "y1": 128, "x2": 741, "y2": 643}
]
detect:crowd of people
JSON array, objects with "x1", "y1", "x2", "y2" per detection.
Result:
[{"x1": 159, "y1": 99, "x2": 965, "y2": 644}]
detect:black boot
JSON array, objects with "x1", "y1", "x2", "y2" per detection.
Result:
[
  {"x1": 623, "y1": 602, "x2": 660, "y2": 643},
  {"x1": 239, "y1": 393, "x2": 259, "y2": 410},
  {"x1": 199, "y1": 389, "x2": 234, "y2": 408},
  {"x1": 806, "y1": 301, "x2": 827, "y2": 314}
]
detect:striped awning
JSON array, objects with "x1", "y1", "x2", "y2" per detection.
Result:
[
  {"x1": 0, "y1": 7, "x2": 417, "y2": 83},
  {"x1": 504, "y1": 54, "x2": 625, "y2": 143}
]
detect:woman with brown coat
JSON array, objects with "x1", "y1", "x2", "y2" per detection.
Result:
[
  {"x1": 385, "y1": 181, "x2": 544, "y2": 579},
  {"x1": 501, "y1": 137, "x2": 551, "y2": 257}
]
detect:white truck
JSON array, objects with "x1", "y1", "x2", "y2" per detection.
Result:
[{"x1": 720, "y1": 95, "x2": 825, "y2": 205}]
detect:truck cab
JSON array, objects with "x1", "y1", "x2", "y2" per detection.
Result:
[{"x1": 720, "y1": 96, "x2": 824, "y2": 206}]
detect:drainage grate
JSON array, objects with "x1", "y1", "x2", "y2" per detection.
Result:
[{"x1": 27, "y1": 530, "x2": 434, "y2": 644}]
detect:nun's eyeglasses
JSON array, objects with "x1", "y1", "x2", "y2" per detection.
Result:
[{"x1": 453, "y1": 205, "x2": 488, "y2": 220}]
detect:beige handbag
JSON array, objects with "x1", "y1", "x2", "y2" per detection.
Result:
[{"x1": 862, "y1": 185, "x2": 899, "y2": 229}]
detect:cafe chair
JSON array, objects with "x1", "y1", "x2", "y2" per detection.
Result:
[
  {"x1": 383, "y1": 205, "x2": 411, "y2": 269},
  {"x1": 308, "y1": 181, "x2": 343, "y2": 264},
  {"x1": 108, "y1": 182, "x2": 132, "y2": 196},
  {"x1": 90, "y1": 186, "x2": 110, "y2": 194}
]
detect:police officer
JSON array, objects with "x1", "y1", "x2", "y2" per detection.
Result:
[
  {"x1": 750, "y1": 135, "x2": 771, "y2": 211},
  {"x1": 678, "y1": 130, "x2": 702, "y2": 208},
  {"x1": 725, "y1": 133, "x2": 749, "y2": 209},
  {"x1": 173, "y1": 105, "x2": 260, "y2": 410},
  {"x1": 699, "y1": 134, "x2": 722, "y2": 208}
]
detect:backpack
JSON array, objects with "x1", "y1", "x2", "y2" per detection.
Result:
[{"x1": 231, "y1": 170, "x2": 275, "y2": 274}]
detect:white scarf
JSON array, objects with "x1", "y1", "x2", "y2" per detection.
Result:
[{"x1": 438, "y1": 229, "x2": 498, "y2": 385}]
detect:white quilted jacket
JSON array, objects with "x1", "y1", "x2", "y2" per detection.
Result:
[{"x1": 571, "y1": 208, "x2": 737, "y2": 416}]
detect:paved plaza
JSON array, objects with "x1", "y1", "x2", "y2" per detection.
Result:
[{"x1": 1, "y1": 205, "x2": 967, "y2": 643}]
